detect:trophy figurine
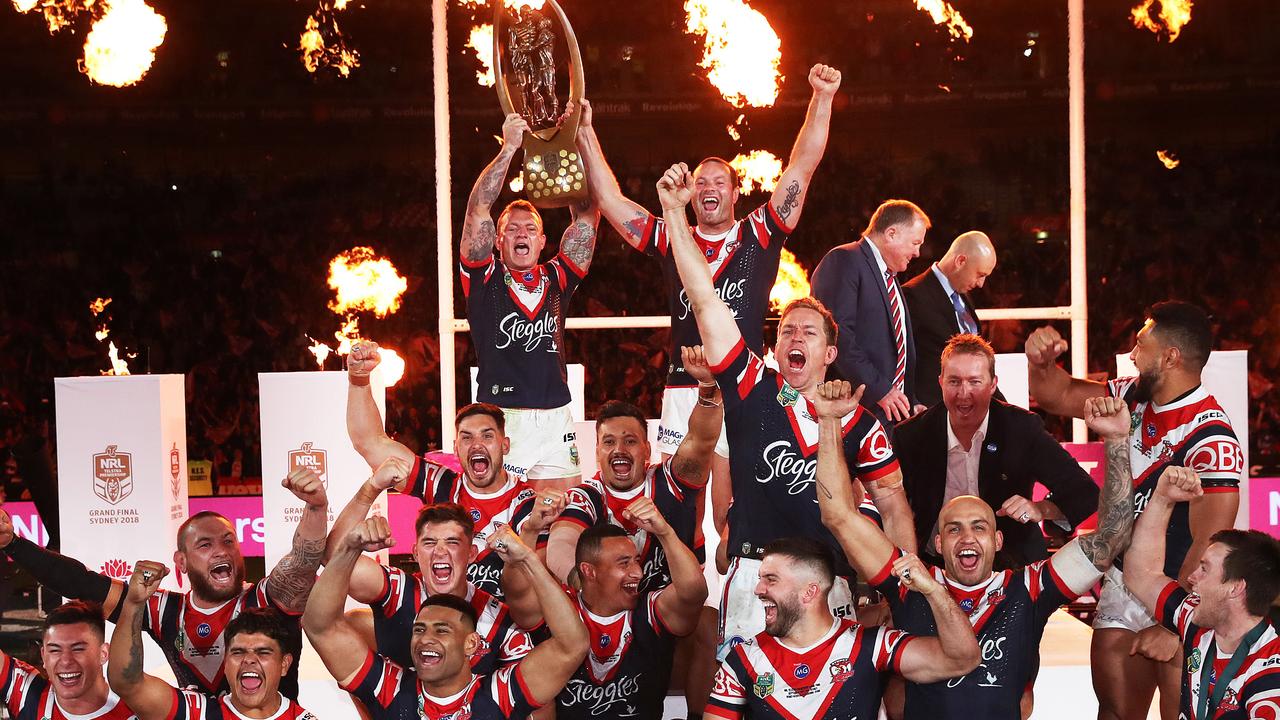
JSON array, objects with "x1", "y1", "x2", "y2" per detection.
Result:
[{"x1": 493, "y1": 0, "x2": 586, "y2": 207}]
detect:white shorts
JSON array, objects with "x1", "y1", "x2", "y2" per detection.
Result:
[
  {"x1": 500, "y1": 404, "x2": 580, "y2": 481},
  {"x1": 657, "y1": 386, "x2": 729, "y2": 458},
  {"x1": 715, "y1": 557, "x2": 855, "y2": 661},
  {"x1": 1093, "y1": 565, "x2": 1157, "y2": 632}
]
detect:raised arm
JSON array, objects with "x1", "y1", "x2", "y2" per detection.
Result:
[
  {"x1": 559, "y1": 198, "x2": 601, "y2": 273},
  {"x1": 658, "y1": 163, "x2": 742, "y2": 366},
  {"x1": 0, "y1": 507, "x2": 125, "y2": 619},
  {"x1": 109, "y1": 562, "x2": 180, "y2": 720},
  {"x1": 264, "y1": 467, "x2": 329, "y2": 613},
  {"x1": 1074, "y1": 396, "x2": 1137, "y2": 571},
  {"x1": 323, "y1": 457, "x2": 410, "y2": 603},
  {"x1": 813, "y1": 381, "x2": 896, "y2": 576},
  {"x1": 668, "y1": 345, "x2": 723, "y2": 488},
  {"x1": 1180, "y1": 490, "x2": 1240, "y2": 588},
  {"x1": 304, "y1": 516, "x2": 394, "y2": 685},
  {"x1": 575, "y1": 98, "x2": 652, "y2": 250},
  {"x1": 460, "y1": 114, "x2": 526, "y2": 265},
  {"x1": 502, "y1": 489, "x2": 568, "y2": 628},
  {"x1": 1123, "y1": 467, "x2": 1203, "y2": 614},
  {"x1": 347, "y1": 341, "x2": 416, "y2": 477},
  {"x1": 769, "y1": 64, "x2": 840, "y2": 230},
  {"x1": 1024, "y1": 326, "x2": 1106, "y2": 418},
  {"x1": 894, "y1": 552, "x2": 981, "y2": 682},
  {"x1": 487, "y1": 526, "x2": 589, "y2": 707},
  {"x1": 624, "y1": 497, "x2": 708, "y2": 636}
]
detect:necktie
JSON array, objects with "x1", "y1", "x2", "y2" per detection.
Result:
[
  {"x1": 952, "y1": 292, "x2": 979, "y2": 334},
  {"x1": 885, "y1": 270, "x2": 907, "y2": 391}
]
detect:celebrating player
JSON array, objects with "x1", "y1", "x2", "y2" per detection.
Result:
[
  {"x1": 1025, "y1": 301, "x2": 1244, "y2": 719},
  {"x1": 2, "y1": 601, "x2": 138, "y2": 720},
  {"x1": 1122, "y1": 467, "x2": 1280, "y2": 720},
  {"x1": 304, "y1": 519, "x2": 587, "y2": 720},
  {"x1": 0, "y1": 468, "x2": 328, "y2": 699},
  {"x1": 816, "y1": 381, "x2": 1139, "y2": 718},
  {"x1": 654, "y1": 162, "x2": 916, "y2": 655},
  {"x1": 109, "y1": 564, "x2": 314, "y2": 720},
  {"x1": 455, "y1": 110, "x2": 600, "y2": 490}
]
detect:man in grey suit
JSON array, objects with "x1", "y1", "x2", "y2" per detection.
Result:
[
  {"x1": 902, "y1": 231, "x2": 997, "y2": 408},
  {"x1": 812, "y1": 200, "x2": 930, "y2": 428}
]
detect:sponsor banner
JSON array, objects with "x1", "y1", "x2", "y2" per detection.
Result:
[
  {"x1": 1249, "y1": 477, "x2": 1280, "y2": 539},
  {"x1": 54, "y1": 375, "x2": 189, "y2": 589},
  {"x1": 258, "y1": 371, "x2": 390, "y2": 570}
]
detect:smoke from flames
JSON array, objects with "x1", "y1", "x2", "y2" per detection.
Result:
[
  {"x1": 684, "y1": 0, "x2": 782, "y2": 108},
  {"x1": 729, "y1": 150, "x2": 783, "y2": 195},
  {"x1": 80, "y1": 0, "x2": 167, "y2": 87},
  {"x1": 328, "y1": 247, "x2": 408, "y2": 317},
  {"x1": 468, "y1": 24, "x2": 496, "y2": 87},
  {"x1": 300, "y1": 0, "x2": 360, "y2": 77},
  {"x1": 769, "y1": 249, "x2": 811, "y2": 312},
  {"x1": 1130, "y1": 0, "x2": 1192, "y2": 41},
  {"x1": 913, "y1": 0, "x2": 973, "y2": 41}
]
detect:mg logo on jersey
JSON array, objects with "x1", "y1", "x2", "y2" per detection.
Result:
[
  {"x1": 169, "y1": 442, "x2": 182, "y2": 498},
  {"x1": 288, "y1": 442, "x2": 328, "y2": 487},
  {"x1": 93, "y1": 445, "x2": 134, "y2": 505}
]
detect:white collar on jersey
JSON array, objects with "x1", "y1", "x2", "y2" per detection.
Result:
[
  {"x1": 222, "y1": 693, "x2": 292, "y2": 720},
  {"x1": 775, "y1": 616, "x2": 841, "y2": 654},
  {"x1": 53, "y1": 689, "x2": 124, "y2": 720}
]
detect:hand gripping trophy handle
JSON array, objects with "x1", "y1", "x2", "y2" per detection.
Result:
[{"x1": 493, "y1": 0, "x2": 587, "y2": 208}]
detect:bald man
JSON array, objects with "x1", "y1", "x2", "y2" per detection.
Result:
[{"x1": 903, "y1": 231, "x2": 997, "y2": 408}]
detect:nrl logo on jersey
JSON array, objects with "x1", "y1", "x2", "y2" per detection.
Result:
[
  {"x1": 288, "y1": 442, "x2": 328, "y2": 488},
  {"x1": 93, "y1": 445, "x2": 134, "y2": 505},
  {"x1": 753, "y1": 672, "x2": 775, "y2": 698}
]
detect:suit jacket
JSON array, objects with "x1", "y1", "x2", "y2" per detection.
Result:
[
  {"x1": 811, "y1": 239, "x2": 916, "y2": 426},
  {"x1": 902, "y1": 267, "x2": 980, "y2": 408},
  {"x1": 894, "y1": 400, "x2": 1100, "y2": 569}
]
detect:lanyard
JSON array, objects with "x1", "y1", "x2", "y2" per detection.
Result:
[{"x1": 1196, "y1": 618, "x2": 1270, "y2": 719}]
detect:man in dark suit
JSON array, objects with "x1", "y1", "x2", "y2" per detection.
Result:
[
  {"x1": 812, "y1": 200, "x2": 930, "y2": 428},
  {"x1": 903, "y1": 231, "x2": 997, "y2": 409},
  {"x1": 895, "y1": 334, "x2": 1099, "y2": 568}
]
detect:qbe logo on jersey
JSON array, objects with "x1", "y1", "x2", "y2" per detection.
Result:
[
  {"x1": 93, "y1": 445, "x2": 134, "y2": 505},
  {"x1": 288, "y1": 442, "x2": 328, "y2": 488}
]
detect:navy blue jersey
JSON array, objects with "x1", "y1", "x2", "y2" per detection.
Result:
[
  {"x1": 371, "y1": 569, "x2": 534, "y2": 675},
  {"x1": 707, "y1": 619, "x2": 913, "y2": 719},
  {"x1": 712, "y1": 340, "x2": 899, "y2": 577},
  {"x1": 557, "y1": 588, "x2": 678, "y2": 720},
  {"x1": 461, "y1": 252, "x2": 584, "y2": 409},
  {"x1": 640, "y1": 203, "x2": 791, "y2": 388},
  {"x1": 1157, "y1": 583, "x2": 1280, "y2": 720},
  {"x1": 164, "y1": 690, "x2": 314, "y2": 720},
  {"x1": 1, "y1": 654, "x2": 138, "y2": 720},
  {"x1": 342, "y1": 651, "x2": 539, "y2": 720},
  {"x1": 406, "y1": 456, "x2": 536, "y2": 597},
  {"x1": 1107, "y1": 379, "x2": 1244, "y2": 577},
  {"x1": 142, "y1": 581, "x2": 301, "y2": 700},
  {"x1": 559, "y1": 459, "x2": 703, "y2": 595},
  {"x1": 874, "y1": 542, "x2": 1100, "y2": 719}
]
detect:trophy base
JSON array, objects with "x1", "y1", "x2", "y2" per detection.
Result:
[{"x1": 522, "y1": 140, "x2": 588, "y2": 208}]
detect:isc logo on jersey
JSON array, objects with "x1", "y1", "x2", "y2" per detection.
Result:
[{"x1": 93, "y1": 444, "x2": 134, "y2": 505}]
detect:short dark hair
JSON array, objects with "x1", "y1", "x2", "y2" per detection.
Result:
[
  {"x1": 45, "y1": 600, "x2": 105, "y2": 641},
  {"x1": 1147, "y1": 301, "x2": 1213, "y2": 371},
  {"x1": 575, "y1": 523, "x2": 631, "y2": 566},
  {"x1": 176, "y1": 511, "x2": 233, "y2": 552},
  {"x1": 419, "y1": 594, "x2": 479, "y2": 631},
  {"x1": 414, "y1": 502, "x2": 475, "y2": 541},
  {"x1": 695, "y1": 157, "x2": 740, "y2": 189},
  {"x1": 1211, "y1": 529, "x2": 1280, "y2": 617},
  {"x1": 596, "y1": 400, "x2": 648, "y2": 432},
  {"x1": 762, "y1": 537, "x2": 835, "y2": 587},
  {"x1": 864, "y1": 199, "x2": 931, "y2": 237},
  {"x1": 224, "y1": 608, "x2": 298, "y2": 657},
  {"x1": 780, "y1": 297, "x2": 838, "y2": 345},
  {"x1": 456, "y1": 403, "x2": 506, "y2": 433},
  {"x1": 941, "y1": 333, "x2": 996, "y2": 379}
]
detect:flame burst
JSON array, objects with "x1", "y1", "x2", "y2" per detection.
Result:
[
  {"x1": 328, "y1": 247, "x2": 408, "y2": 317},
  {"x1": 730, "y1": 150, "x2": 783, "y2": 195},
  {"x1": 89, "y1": 297, "x2": 133, "y2": 375},
  {"x1": 468, "y1": 23, "x2": 496, "y2": 87},
  {"x1": 913, "y1": 0, "x2": 973, "y2": 41},
  {"x1": 769, "y1": 249, "x2": 811, "y2": 312},
  {"x1": 80, "y1": 0, "x2": 167, "y2": 87},
  {"x1": 1130, "y1": 0, "x2": 1192, "y2": 41},
  {"x1": 509, "y1": 174, "x2": 525, "y2": 192},
  {"x1": 377, "y1": 348, "x2": 406, "y2": 386},
  {"x1": 12, "y1": 0, "x2": 92, "y2": 33},
  {"x1": 684, "y1": 0, "x2": 782, "y2": 108},
  {"x1": 1156, "y1": 150, "x2": 1180, "y2": 169},
  {"x1": 300, "y1": 0, "x2": 360, "y2": 77}
]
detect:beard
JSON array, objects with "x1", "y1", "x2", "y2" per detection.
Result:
[
  {"x1": 187, "y1": 562, "x2": 246, "y2": 603},
  {"x1": 1131, "y1": 367, "x2": 1161, "y2": 403},
  {"x1": 764, "y1": 597, "x2": 803, "y2": 638}
]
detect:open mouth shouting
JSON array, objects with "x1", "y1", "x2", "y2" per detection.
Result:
[
  {"x1": 700, "y1": 194, "x2": 721, "y2": 214},
  {"x1": 237, "y1": 671, "x2": 264, "y2": 695},
  {"x1": 430, "y1": 562, "x2": 454, "y2": 584},
  {"x1": 467, "y1": 450, "x2": 491, "y2": 478},
  {"x1": 608, "y1": 454, "x2": 635, "y2": 482},
  {"x1": 761, "y1": 599, "x2": 778, "y2": 625},
  {"x1": 786, "y1": 349, "x2": 806, "y2": 372},
  {"x1": 955, "y1": 547, "x2": 982, "y2": 573},
  {"x1": 511, "y1": 239, "x2": 532, "y2": 261},
  {"x1": 209, "y1": 561, "x2": 235, "y2": 585}
]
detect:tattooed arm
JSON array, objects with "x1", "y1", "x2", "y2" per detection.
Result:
[
  {"x1": 770, "y1": 64, "x2": 841, "y2": 230},
  {"x1": 265, "y1": 468, "x2": 330, "y2": 613},
  {"x1": 1073, "y1": 396, "x2": 1135, "y2": 570},
  {"x1": 461, "y1": 114, "x2": 528, "y2": 264},
  {"x1": 575, "y1": 98, "x2": 653, "y2": 250},
  {"x1": 109, "y1": 562, "x2": 179, "y2": 720},
  {"x1": 559, "y1": 197, "x2": 601, "y2": 272}
]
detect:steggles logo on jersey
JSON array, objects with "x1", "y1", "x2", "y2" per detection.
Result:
[
  {"x1": 497, "y1": 311, "x2": 558, "y2": 353},
  {"x1": 93, "y1": 445, "x2": 134, "y2": 505},
  {"x1": 677, "y1": 278, "x2": 746, "y2": 321},
  {"x1": 288, "y1": 442, "x2": 328, "y2": 487},
  {"x1": 757, "y1": 441, "x2": 817, "y2": 496},
  {"x1": 561, "y1": 676, "x2": 643, "y2": 717}
]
